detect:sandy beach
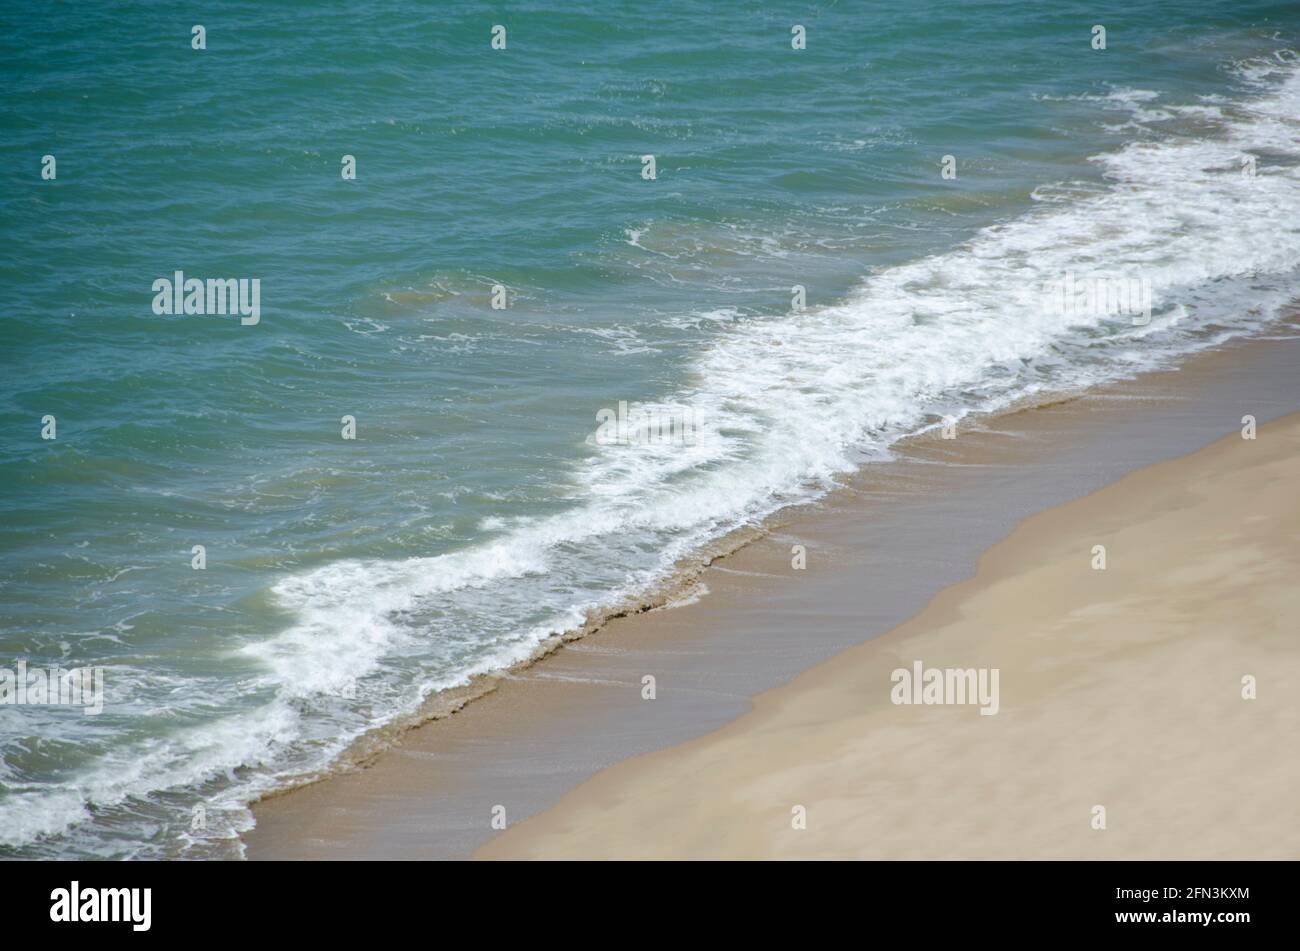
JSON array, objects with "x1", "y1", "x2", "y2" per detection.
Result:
[
  {"x1": 11, "y1": 0, "x2": 1300, "y2": 882},
  {"x1": 245, "y1": 330, "x2": 1300, "y2": 860},
  {"x1": 479, "y1": 413, "x2": 1300, "y2": 860}
]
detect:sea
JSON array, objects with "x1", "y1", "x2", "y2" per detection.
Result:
[{"x1": 2, "y1": 0, "x2": 1299, "y2": 858}]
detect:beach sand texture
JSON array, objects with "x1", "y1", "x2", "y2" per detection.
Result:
[{"x1": 478, "y1": 414, "x2": 1300, "y2": 859}]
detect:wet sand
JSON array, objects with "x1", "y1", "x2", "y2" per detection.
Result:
[{"x1": 246, "y1": 326, "x2": 1299, "y2": 860}]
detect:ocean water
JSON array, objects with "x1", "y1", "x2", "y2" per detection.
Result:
[{"x1": 2, "y1": 1, "x2": 1299, "y2": 859}]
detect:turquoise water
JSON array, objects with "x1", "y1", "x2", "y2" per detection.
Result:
[{"x1": 3, "y1": 1, "x2": 1300, "y2": 858}]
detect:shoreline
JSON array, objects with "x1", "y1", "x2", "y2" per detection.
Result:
[
  {"x1": 479, "y1": 411, "x2": 1300, "y2": 859},
  {"x1": 245, "y1": 325, "x2": 1299, "y2": 859}
]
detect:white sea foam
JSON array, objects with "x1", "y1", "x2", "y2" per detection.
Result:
[
  {"x1": 225, "y1": 54, "x2": 1300, "y2": 833},
  {"x1": 9, "y1": 55, "x2": 1300, "y2": 859}
]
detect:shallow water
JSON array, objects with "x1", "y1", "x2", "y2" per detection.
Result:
[{"x1": 2, "y1": 1, "x2": 1299, "y2": 858}]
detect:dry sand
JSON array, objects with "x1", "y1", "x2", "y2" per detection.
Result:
[{"x1": 478, "y1": 414, "x2": 1300, "y2": 859}]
